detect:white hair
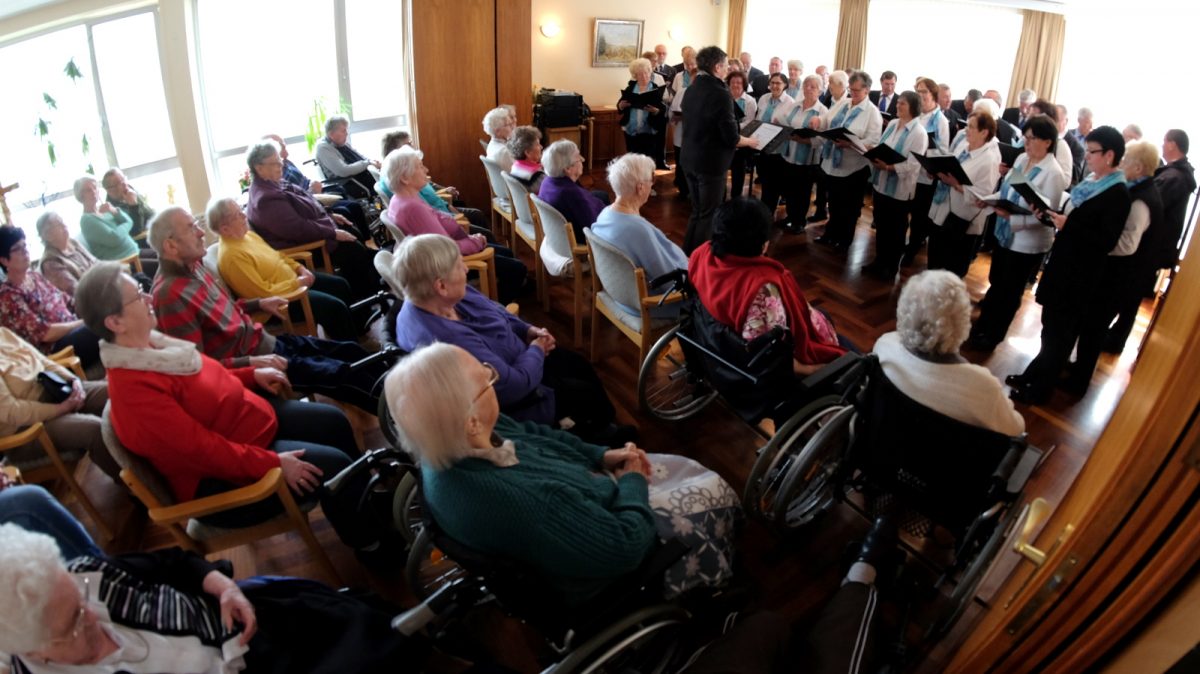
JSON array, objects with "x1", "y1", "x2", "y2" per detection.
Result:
[
  {"x1": 973, "y1": 98, "x2": 1001, "y2": 120},
  {"x1": 1018, "y1": 89, "x2": 1037, "y2": 104},
  {"x1": 786, "y1": 59, "x2": 804, "y2": 72},
  {"x1": 384, "y1": 146, "x2": 424, "y2": 193},
  {"x1": 542, "y1": 140, "x2": 578, "y2": 178},
  {"x1": 828, "y1": 70, "x2": 848, "y2": 89},
  {"x1": 896, "y1": 270, "x2": 971, "y2": 356},
  {"x1": 0, "y1": 523, "x2": 66, "y2": 654},
  {"x1": 802, "y1": 74, "x2": 823, "y2": 89},
  {"x1": 482, "y1": 107, "x2": 510, "y2": 137},
  {"x1": 204, "y1": 196, "x2": 239, "y2": 233},
  {"x1": 628, "y1": 57, "x2": 652, "y2": 77},
  {"x1": 392, "y1": 233, "x2": 461, "y2": 302},
  {"x1": 606, "y1": 153, "x2": 655, "y2": 199},
  {"x1": 148, "y1": 206, "x2": 188, "y2": 256},
  {"x1": 384, "y1": 343, "x2": 477, "y2": 471},
  {"x1": 72, "y1": 175, "x2": 98, "y2": 202}
]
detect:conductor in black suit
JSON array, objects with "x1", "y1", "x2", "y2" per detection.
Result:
[{"x1": 680, "y1": 45, "x2": 759, "y2": 253}]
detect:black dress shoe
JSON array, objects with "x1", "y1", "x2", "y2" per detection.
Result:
[
  {"x1": 814, "y1": 235, "x2": 836, "y2": 246},
  {"x1": 807, "y1": 212, "x2": 828, "y2": 223},
  {"x1": 853, "y1": 516, "x2": 902, "y2": 582},
  {"x1": 1009, "y1": 384, "x2": 1050, "y2": 405},
  {"x1": 1004, "y1": 373, "x2": 1028, "y2": 388}
]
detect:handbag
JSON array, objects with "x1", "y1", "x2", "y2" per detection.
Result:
[{"x1": 37, "y1": 371, "x2": 73, "y2": 404}]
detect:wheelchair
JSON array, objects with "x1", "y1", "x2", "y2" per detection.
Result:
[
  {"x1": 637, "y1": 270, "x2": 862, "y2": 428},
  {"x1": 743, "y1": 355, "x2": 1044, "y2": 646}
]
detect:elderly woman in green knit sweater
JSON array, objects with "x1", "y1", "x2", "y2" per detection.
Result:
[
  {"x1": 385, "y1": 342, "x2": 741, "y2": 605},
  {"x1": 73, "y1": 175, "x2": 158, "y2": 276}
]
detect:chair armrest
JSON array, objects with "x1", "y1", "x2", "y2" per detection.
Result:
[
  {"x1": 455, "y1": 214, "x2": 471, "y2": 232},
  {"x1": 146, "y1": 468, "x2": 286, "y2": 524},
  {"x1": 640, "y1": 291, "x2": 684, "y2": 308},
  {"x1": 287, "y1": 251, "x2": 315, "y2": 271},
  {"x1": 279, "y1": 240, "x2": 325, "y2": 257},
  {"x1": 572, "y1": 245, "x2": 588, "y2": 257},
  {"x1": 277, "y1": 286, "x2": 308, "y2": 302},
  {"x1": 48, "y1": 346, "x2": 76, "y2": 362},
  {"x1": 0, "y1": 423, "x2": 46, "y2": 452},
  {"x1": 133, "y1": 230, "x2": 149, "y2": 241},
  {"x1": 463, "y1": 246, "x2": 495, "y2": 264}
]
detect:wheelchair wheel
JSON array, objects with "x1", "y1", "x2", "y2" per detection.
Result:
[
  {"x1": 377, "y1": 389, "x2": 402, "y2": 452},
  {"x1": 743, "y1": 395, "x2": 854, "y2": 530},
  {"x1": 926, "y1": 501, "x2": 1021, "y2": 639},
  {"x1": 406, "y1": 527, "x2": 470, "y2": 601},
  {"x1": 391, "y1": 469, "x2": 422, "y2": 545},
  {"x1": 543, "y1": 604, "x2": 691, "y2": 674},
  {"x1": 638, "y1": 326, "x2": 719, "y2": 421}
]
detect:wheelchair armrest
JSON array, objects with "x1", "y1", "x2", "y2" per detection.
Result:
[
  {"x1": 799, "y1": 351, "x2": 864, "y2": 394},
  {"x1": 987, "y1": 438, "x2": 1040, "y2": 500},
  {"x1": 391, "y1": 576, "x2": 490, "y2": 637}
]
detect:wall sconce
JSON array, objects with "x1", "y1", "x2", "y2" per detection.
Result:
[
  {"x1": 540, "y1": 21, "x2": 560, "y2": 38},
  {"x1": 668, "y1": 25, "x2": 683, "y2": 41}
]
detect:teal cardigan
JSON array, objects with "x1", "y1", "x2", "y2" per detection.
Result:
[
  {"x1": 79, "y1": 210, "x2": 138, "y2": 261},
  {"x1": 422, "y1": 415, "x2": 656, "y2": 605}
]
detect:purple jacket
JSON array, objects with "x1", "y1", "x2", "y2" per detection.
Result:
[
  {"x1": 538, "y1": 176, "x2": 606, "y2": 240},
  {"x1": 395, "y1": 286, "x2": 554, "y2": 423},
  {"x1": 246, "y1": 177, "x2": 340, "y2": 252}
]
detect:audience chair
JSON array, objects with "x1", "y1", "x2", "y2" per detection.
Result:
[
  {"x1": 479, "y1": 156, "x2": 515, "y2": 246},
  {"x1": 117, "y1": 251, "x2": 143, "y2": 274},
  {"x1": 374, "y1": 249, "x2": 404, "y2": 298},
  {"x1": 530, "y1": 195, "x2": 590, "y2": 346},
  {"x1": 101, "y1": 406, "x2": 341, "y2": 585},
  {"x1": 277, "y1": 240, "x2": 334, "y2": 274},
  {"x1": 499, "y1": 172, "x2": 544, "y2": 302},
  {"x1": 584, "y1": 229, "x2": 681, "y2": 365},
  {"x1": 48, "y1": 345, "x2": 86, "y2": 379},
  {"x1": 205, "y1": 243, "x2": 318, "y2": 337},
  {"x1": 380, "y1": 210, "x2": 500, "y2": 301},
  {"x1": 0, "y1": 423, "x2": 114, "y2": 542}
]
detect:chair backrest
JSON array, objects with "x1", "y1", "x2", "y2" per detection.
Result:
[
  {"x1": 203, "y1": 242, "x2": 222, "y2": 281},
  {"x1": 500, "y1": 172, "x2": 534, "y2": 227},
  {"x1": 530, "y1": 194, "x2": 572, "y2": 259},
  {"x1": 479, "y1": 156, "x2": 511, "y2": 206},
  {"x1": 374, "y1": 249, "x2": 405, "y2": 298},
  {"x1": 380, "y1": 208, "x2": 406, "y2": 246},
  {"x1": 100, "y1": 405, "x2": 177, "y2": 509},
  {"x1": 584, "y1": 228, "x2": 644, "y2": 311}
]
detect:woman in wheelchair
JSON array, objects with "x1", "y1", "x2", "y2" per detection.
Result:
[
  {"x1": 385, "y1": 343, "x2": 741, "y2": 604},
  {"x1": 874, "y1": 270, "x2": 1024, "y2": 436},
  {"x1": 689, "y1": 198, "x2": 848, "y2": 376},
  {"x1": 393, "y1": 234, "x2": 635, "y2": 448}
]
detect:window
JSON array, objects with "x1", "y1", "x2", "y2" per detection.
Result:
[
  {"x1": 91, "y1": 12, "x2": 176, "y2": 168},
  {"x1": 742, "y1": 0, "x2": 839, "y2": 82},
  {"x1": 863, "y1": 0, "x2": 1022, "y2": 104}
]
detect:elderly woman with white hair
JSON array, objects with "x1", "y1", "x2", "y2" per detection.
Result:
[
  {"x1": 784, "y1": 59, "x2": 804, "y2": 98},
  {"x1": 386, "y1": 342, "x2": 741, "y2": 604},
  {"x1": 73, "y1": 175, "x2": 158, "y2": 275},
  {"x1": 590, "y1": 153, "x2": 688, "y2": 317},
  {"x1": 507, "y1": 125, "x2": 547, "y2": 193},
  {"x1": 313, "y1": 114, "x2": 380, "y2": 199},
  {"x1": 538, "y1": 139, "x2": 609, "y2": 241},
  {"x1": 35, "y1": 211, "x2": 99, "y2": 296},
  {"x1": 873, "y1": 270, "x2": 1024, "y2": 436},
  {"x1": 618, "y1": 57, "x2": 667, "y2": 159},
  {"x1": 384, "y1": 147, "x2": 527, "y2": 304},
  {"x1": 0, "y1": 520, "x2": 418, "y2": 672},
  {"x1": 483, "y1": 106, "x2": 516, "y2": 172},
  {"x1": 392, "y1": 233, "x2": 631, "y2": 446}
]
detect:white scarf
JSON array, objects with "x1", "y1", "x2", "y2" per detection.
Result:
[{"x1": 99, "y1": 331, "x2": 203, "y2": 375}]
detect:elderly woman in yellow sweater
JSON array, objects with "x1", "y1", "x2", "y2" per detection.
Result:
[{"x1": 207, "y1": 197, "x2": 359, "y2": 342}]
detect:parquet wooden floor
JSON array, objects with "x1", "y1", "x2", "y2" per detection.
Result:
[{"x1": 55, "y1": 168, "x2": 1156, "y2": 672}]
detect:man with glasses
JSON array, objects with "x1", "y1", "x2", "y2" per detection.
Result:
[{"x1": 816, "y1": 71, "x2": 884, "y2": 250}]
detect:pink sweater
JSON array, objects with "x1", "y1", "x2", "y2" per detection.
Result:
[{"x1": 387, "y1": 193, "x2": 484, "y2": 256}]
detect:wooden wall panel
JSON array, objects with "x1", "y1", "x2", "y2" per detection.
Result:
[
  {"x1": 411, "y1": 0, "x2": 497, "y2": 211},
  {"x1": 495, "y1": 0, "x2": 533, "y2": 124}
]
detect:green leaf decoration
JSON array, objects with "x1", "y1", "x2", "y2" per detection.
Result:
[
  {"x1": 37, "y1": 118, "x2": 50, "y2": 138},
  {"x1": 47, "y1": 141, "x2": 57, "y2": 167},
  {"x1": 43, "y1": 93, "x2": 57, "y2": 109},
  {"x1": 86, "y1": 164, "x2": 95, "y2": 175},
  {"x1": 64, "y1": 58, "x2": 83, "y2": 81},
  {"x1": 81, "y1": 133, "x2": 90, "y2": 155}
]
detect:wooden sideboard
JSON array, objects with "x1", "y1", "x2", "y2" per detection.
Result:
[{"x1": 590, "y1": 105, "x2": 624, "y2": 168}]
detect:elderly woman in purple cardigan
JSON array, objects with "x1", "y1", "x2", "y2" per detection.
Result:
[
  {"x1": 391, "y1": 234, "x2": 634, "y2": 448},
  {"x1": 537, "y1": 140, "x2": 610, "y2": 241}
]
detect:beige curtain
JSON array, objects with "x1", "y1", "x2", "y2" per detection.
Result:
[
  {"x1": 727, "y1": 0, "x2": 748, "y2": 60},
  {"x1": 1007, "y1": 9, "x2": 1066, "y2": 106},
  {"x1": 834, "y1": 0, "x2": 870, "y2": 70}
]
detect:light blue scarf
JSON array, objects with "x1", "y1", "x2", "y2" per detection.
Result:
[
  {"x1": 822, "y1": 104, "x2": 865, "y2": 168},
  {"x1": 994, "y1": 164, "x2": 1043, "y2": 249},
  {"x1": 625, "y1": 82, "x2": 654, "y2": 135},
  {"x1": 1070, "y1": 170, "x2": 1126, "y2": 208},
  {"x1": 682, "y1": 71, "x2": 693, "y2": 88},
  {"x1": 932, "y1": 148, "x2": 973, "y2": 205},
  {"x1": 785, "y1": 105, "x2": 821, "y2": 165},
  {"x1": 761, "y1": 95, "x2": 783, "y2": 122},
  {"x1": 875, "y1": 120, "x2": 914, "y2": 197},
  {"x1": 786, "y1": 84, "x2": 801, "y2": 99},
  {"x1": 924, "y1": 108, "x2": 943, "y2": 149}
]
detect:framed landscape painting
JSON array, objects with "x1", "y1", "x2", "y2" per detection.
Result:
[{"x1": 592, "y1": 18, "x2": 644, "y2": 68}]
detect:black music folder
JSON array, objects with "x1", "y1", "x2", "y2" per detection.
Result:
[{"x1": 914, "y1": 152, "x2": 973, "y2": 186}]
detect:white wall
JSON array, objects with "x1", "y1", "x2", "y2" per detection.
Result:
[{"x1": 530, "y1": 0, "x2": 726, "y2": 108}]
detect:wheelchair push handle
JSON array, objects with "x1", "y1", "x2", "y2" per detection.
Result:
[
  {"x1": 348, "y1": 343, "x2": 406, "y2": 373},
  {"x1": 324, "y1": 445, "x2": 408, "y2": 494},
  {"x1": 649, "y1": 268, "x2": 689, "y2": 306}
]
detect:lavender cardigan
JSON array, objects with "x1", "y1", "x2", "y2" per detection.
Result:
[
  {"x1": 246, "y1": 177, "x2": 341, "y2": 252},
  {"x1": 538, "y1": 176, "x2": 606, "y2": 240}
]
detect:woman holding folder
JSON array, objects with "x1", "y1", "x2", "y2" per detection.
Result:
[
  {"x1": 861, "y1": 91, "x2": 928, "y2": 280},
  {"x1": 618, "y1": 58, "x2": 667, "y2": 160},
  {"x1": 968, "y1": 115, "x2": 1068, "y2": 352},
  {"x1": 817, "y1": 71, "x2": 883, "y2": 250},
  {"x1": 726, "y1": 71, "x2": 758, "y2": 199},
  {"x1": 777, "y1": 74, "x2": 828, "y2": 234},
  {"x1": 903, "y1": 78, "x2": 953, "y2": 265},
  {"x1": 926, "y1": 111, "x2": 1002, "y2": 276},
  {"x1": 755, "y1": 72, "x2": 795, "y2": 223}
]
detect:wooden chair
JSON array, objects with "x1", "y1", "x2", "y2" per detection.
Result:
[
  {"x1": 100, "y1": 407, "x2": 341, "y2": 585},
  {"x1": 530, "y1": 195, "x2": 590, "y2": 346},
  {"x1": 380, "y1": 209, "x2": 500, "y2": 301},
  {"x1": 0, "y1": 423, "x2": 114, "y2": 542},
  {"x1": 500, "y1": 172, "x2": 544, "y2": 303},
  {"x1": 278, "y1": 240, "x2": 333, "y2": 273},
  {"x1": 117, "y1": 251, "x2": 143, "y2": 274},
  {"x1": 479, "y1": 155, "x2": 515, "y2": 246},
  {"x1": 205, "y1": 243, "x2": 318, "y2": 337},
  {"x1": 48, "y1": 345, "x2": 86, "y2": 379},
  {"x1": 584, "y1": 228, "x2": 681, "y2": 365}
]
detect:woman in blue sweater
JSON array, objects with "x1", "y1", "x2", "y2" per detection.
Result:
[{"x1": 385, "y1": 342, "x2": 741, "y2": 604}]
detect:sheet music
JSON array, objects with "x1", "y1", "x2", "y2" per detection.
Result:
[{"x1": 749, "y1": 122, "x2": 783, "y2": 149}]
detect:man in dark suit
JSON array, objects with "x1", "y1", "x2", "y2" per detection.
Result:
[
  {"x1": 740, "y1": 51, "x2": 765, "y2": 92},
  {"x1": 1002, "y1": 89, "x2": 1037, "y2": 129},
  {"x1": 983, "y1": 92, "x2": 1020, "y2": 145},
  {"x1": 868, "y1": 71, "x2": 898, "y2": 116},
  {"x1": 750, "y1": 56, "x2": 781, "y2": 98},
  {"x1": 654, "y1": 43, "x2": 675, "y2": 87},
  {"x1": 939, "y1": 83, "x2": 964, "y2": 141},
  {"x1": 681, "y1": 46, "x2": 758, "y2": 252},
  {"x1": 1056, "y1": 104, "x2": 1085, "y2": 184}
]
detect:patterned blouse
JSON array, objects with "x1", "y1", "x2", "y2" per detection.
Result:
[
  {"x1": 0, "y1": 272, "x2": 77, "y2": 350},
  {"x1": 742, "y1": 283, "x2": 839, "y2": 347}
]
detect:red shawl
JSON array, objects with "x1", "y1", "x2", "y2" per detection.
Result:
[{"x1": 688, "y1": 242, "x2": 846, "y2": 365}]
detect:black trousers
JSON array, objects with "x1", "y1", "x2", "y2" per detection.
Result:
[
  {"x1": 905, "y1": 182, "x2": 937, "y2": 257},
  {"x1": 51, "y1": 326, "x2": 103, "y2": 371},
  {"x1": 824, "y1": 168, "x2": 871, "y2": 247},
  {"x1": 674, "y1": 145, "x2": 689, "y2": 193},
  {"x1": 1104, "y1": 265, "x2": 1158, "y2": 350},
  {"x1": 813, "y1": 173, "x2": 829, "y2": 217},
  {"x1": 273, "y1": 333, "x2": 387, "y2": 415},
  {"x1": 328, "y1": 241, "x2": 383, "y2": 300},
  {"x1": 329, "y1": 200, "x2": 371, "y2": 242},
  {"x1": 1070, "y1": 257, "x2": 1139, "y2": 388},
  {"x1": 730, "y1": 148, "x2": 755, "y2": 199},
  {"x1": 488, "y1": 244, "x2": 529, "y2": 305},
  {"x1": 926, "y1": 214, "x2": 978, "y2": 278},
  {"x1": 783, "y1": 163, "x2": 820, "y2": 226},
  {"x1": 683, "y1": 171, "x2": 727, "y2": 254},
  {"x1": 972, "y1": 246, "x2": 1046, "y2": 346},
  {"x1": 869, "y1": 191, "x2": 910, "y2": 274},
  {"x1": 757, "y1": 154, "x2": 787, "y2": 219},
  {"x1": 543, "y1": 348, "x2": 617, "y2": 432},
  {"x1": 624, "y1": 132, "x2": 657, "y2": 159},
  {"x1": 1020, "y1": 299, "x2": 1088, "y2": 396}
]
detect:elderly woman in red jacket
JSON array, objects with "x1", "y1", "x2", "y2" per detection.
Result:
[
  {"x1": 73, "y1": 262, "x2": 380, "y2": 554},
  {"x1": 689, "y1": 198, "x2": 848, "y2": 376}
]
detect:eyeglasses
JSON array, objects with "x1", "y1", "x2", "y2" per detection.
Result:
[
  {"x1": 47, "y1": 576, "x2": 89, "y2": 647},
  {"x1": 123, "y1": 290, "x2": 152, "y2": 307},
  {"x1": 1086, "y1": 149, "x2": 1105, "y2": 155},
  {"x1": 473, "y1": 363, "x2": 500, "y2": 403}
]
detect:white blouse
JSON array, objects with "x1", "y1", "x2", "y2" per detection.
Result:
[
  {"x1": 1110, "y1": 196, "x2": 1151, "y2": 257},
  {"x1": 819, "y1": 97, "x2": 884, "y2": 177},
  {"x1": 734, "y1": 93, "x2": 758, "y2": 129},
  {"x1": 780, "y1": 100, "x2": 827, "y2": 166},
  {"x1": 755, "y1": 92, "x2": 795, "y2": 123},
  {"x1": 929, "y1": 139, "x2": 1002, "y2": 235},
  {"x1": 916, "y1": 107, "x2": 952, "y2": 185},
  {"x1": 982, "y1": 153, "x2": 1068, "y2": 255},
  {"x1": 869, "y1": 117, "x2": 929, "y2": 201}
]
